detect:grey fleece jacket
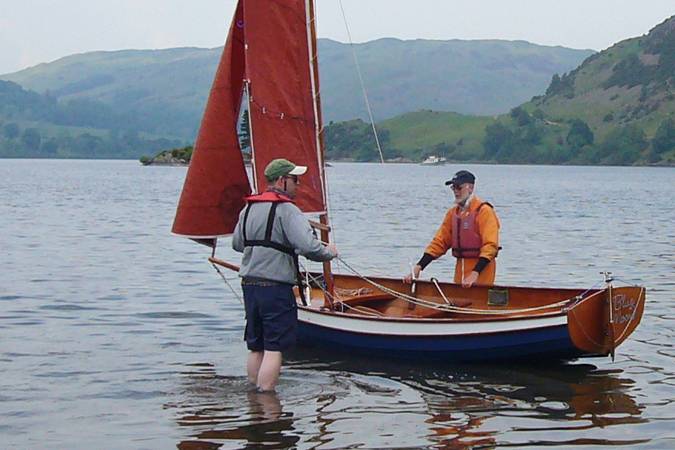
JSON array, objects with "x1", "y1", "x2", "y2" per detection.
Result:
[{"x1": 232, "y1": 200, "x2": 335, "y2": 284}]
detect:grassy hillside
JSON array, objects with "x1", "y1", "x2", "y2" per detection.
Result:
[
  {"x1": 326, "y1": 16, "x2": 675, "y2": 166},
  {"x1": 2, "y1": 40, "x2": 591, "y2": 140},
  {"x1": 151, "y1": 17, "x2": 675, "y2": 166},
  {"x1": 0, "y1": 80, "x2": 184, "y2": 159},
  {"x1": 381, "y1": 111, "x2": 491, "y2": 152},
  {"x1": 519, "y1": 16, "x2": 675, "y2": 164},
  {"x1": 324, "y1": 111, "x2": 491, "y2": 162},
  {"x1": 2, "y1": 48, "x2": 219, "y2": 140},
  {"x1": 6, "y1": 19, "x2": 674, "y2": 165},
  {"x1": 528, "y1": 21, "x2": 675, "y2": 139},
  {"x1": 320, "y1": 39, "x2": 591, "y2": 121}
]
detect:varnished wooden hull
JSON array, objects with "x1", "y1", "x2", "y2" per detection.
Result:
[{"x1": 295, "y1": 273, "x2": 645, "y2": 361}]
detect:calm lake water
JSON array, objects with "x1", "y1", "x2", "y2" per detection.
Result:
[{"x1": 1, "y1": 159, "x2": 674, "y2": 449}]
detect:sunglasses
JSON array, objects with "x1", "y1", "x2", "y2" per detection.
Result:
[
  {"x1": 450, "y1": 183, "x2": 465, "y2": 191},
  {"x1": 285, "y1": 175, "x2": 300, "y2": 184}
]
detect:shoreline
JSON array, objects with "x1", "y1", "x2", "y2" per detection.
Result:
[{"x1": 0, "y1": 156, "x2": 672, "y2": 168}]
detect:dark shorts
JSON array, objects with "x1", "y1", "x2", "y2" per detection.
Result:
[{"x1": 242, "y1": 282, "x2": 297, "y2": 352}]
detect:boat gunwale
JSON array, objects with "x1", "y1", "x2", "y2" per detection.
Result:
[
  {"x1": 301, "y1": 271, "x2": 609, "y2": 323},
  {"x1": 307, "y1": 271, "x2": 604, "y2": 296}
]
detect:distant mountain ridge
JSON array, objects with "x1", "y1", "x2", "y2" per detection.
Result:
[
  {"x1": 2, "y1": 15, "x2": 673, "y2": 166},
  {"x1": 1, "y1": 38, "x2": 592, "y2": 140},
  {"x1": 325, "y1": 16, "x2": 675, "y2": 166}
]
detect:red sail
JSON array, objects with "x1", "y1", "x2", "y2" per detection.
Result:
[
  {"x1": 172, "y1": 1, "x2": 250, "y2": 238},
  {"x1": 245, "y1": 0, "x2": 326, "y2": 213}
]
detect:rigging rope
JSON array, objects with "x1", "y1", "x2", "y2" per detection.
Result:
[
  {"x1": 211, "y1": 262, "x2": 243, "y2": 305},
  {"x1": 332, "y1": 254, "x2": 592, "y2": 316},
  {"x1": 338, "y1": 0, "x2": 385, "y2": 164},
  {"x1": 212, "y1": 250, "x2": 608, "y2": 319},
  {"x1": 299, "y1": 261, "x2": 382, "y2": 317}
]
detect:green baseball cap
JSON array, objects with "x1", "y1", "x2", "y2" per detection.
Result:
[{"x1": 264, "y1": 158, "x2": 307, "y2": 181}]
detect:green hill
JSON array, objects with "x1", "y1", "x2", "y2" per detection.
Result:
[
  {"x1": 324, "y1": 111, "x2": 490, "y2": 162},
  {"x1": 0, "y1": 80, "x2": 183, "y2": 158},
  {"x1": 1, "y1": 39, "x2": 591, "y2": 140},
  {"x1": 520, "y1": 15, "x2": 675, "y2": 164},
  {"x1": 327, "y1": 16, "x2": 675, "y2": 166},
  {"x1": 6, "y1": 21, "x2": 674, "y2": 166},
  {"x1": 529, "y1": 17, "x2": 675, "y2": 138},
  {"x1": 1, "y1": 47, "x2": 219, "y2": 140},
  {"x1": 318, "y1": 38, "x2": 592, "y2": 121}
]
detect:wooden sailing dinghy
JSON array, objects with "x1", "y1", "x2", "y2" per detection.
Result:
[{"x1": 172, "y1": 0, "x2": 645, "y2": 361}]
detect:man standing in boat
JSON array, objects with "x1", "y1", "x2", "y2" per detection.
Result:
[
  {"x1": 232, "y1": 158, "x2": 337, "y2": 392},
  {"x1": 404, "y1": 170, "x2": 500, "y2": 287}
]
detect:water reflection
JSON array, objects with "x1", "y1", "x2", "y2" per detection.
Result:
[
  {"x1": 169, "y1": 353, "x2": 648, "y2": 449},
  {"x1": 294, "y1": 351, "x2": 647, "y2": 448},
  {"x1": 171, "y1": 363, "x2": 298, "y2": 449}
]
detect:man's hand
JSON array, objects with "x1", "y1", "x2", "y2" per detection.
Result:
[
  {"x1": 462, "y1": 271, "x2": 479, "y2": 288},
  {"x1": 327, "y1": 243, "x2": 338, "y2": 256},
  {"x1": 403, "y1": 264, "x2": 422, "y2": 284}
]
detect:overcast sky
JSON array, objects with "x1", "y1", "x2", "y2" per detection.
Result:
[{"x1": 1, "y1": 0, "x2": 673, "y2": 74}]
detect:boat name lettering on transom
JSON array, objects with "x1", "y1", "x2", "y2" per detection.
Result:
[{"x1": 613, "y1": 294, "x2": 637, "y2": 325}]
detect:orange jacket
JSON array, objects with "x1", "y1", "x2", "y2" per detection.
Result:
[{"x1": 425, "y1": 196, "x2": 500, "y2": 284}]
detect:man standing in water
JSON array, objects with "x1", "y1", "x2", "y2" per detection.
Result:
[
  {"x1": 233, "y1": 158, "x2": 337, "y2": 392},
  {"x1": 404, "y1": 170, "x2": 500, "y2": 287}
]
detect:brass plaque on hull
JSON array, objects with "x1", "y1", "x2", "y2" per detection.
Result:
[{"x1": 488, "y1": 288, "x2": 509, "y2": 306}]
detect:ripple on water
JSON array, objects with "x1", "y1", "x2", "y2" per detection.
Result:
[
  {"x1": 134, "y1": 311, "x2": 214, "y2": 320},
  {"x1": 38, "y1": 304, "x2": 101, "y2": 311},
  {"x1": 2, "y1": 161, "x2": 674, "y2": 448},
  {"x1": 167, "y1": 363, "x2": 432, "y2": 449}
]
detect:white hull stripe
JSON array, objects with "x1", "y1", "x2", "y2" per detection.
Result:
[{"x1": 298, "y1": 309, "x2": 568, "y2": 336}]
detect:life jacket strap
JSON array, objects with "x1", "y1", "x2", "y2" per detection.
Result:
[
  {"x1": 242, "y1": 202, "x2": 295, "y2": 255},
  {"x1": 242, "y1": 201, "x2": 307, "y2": 306}
]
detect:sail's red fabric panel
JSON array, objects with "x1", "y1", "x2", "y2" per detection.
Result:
[
  {"x1": 172, "y1": 1, "x2": 251, "y2": 237},
  {"x1": 245, "y1": 0, "x2": 326, "y2": 213}
]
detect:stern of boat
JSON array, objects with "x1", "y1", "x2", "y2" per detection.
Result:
[{"x1": 566, "y1": 286, "x2": 646, "y2": 356}]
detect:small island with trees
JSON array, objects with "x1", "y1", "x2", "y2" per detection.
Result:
[{"x1": 140, "y1": 145, "x2": 193, "y2": 166}]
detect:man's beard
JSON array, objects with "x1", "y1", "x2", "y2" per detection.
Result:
[{"x1": 455, "y1": 193, "x2": 472, "y2": 208}]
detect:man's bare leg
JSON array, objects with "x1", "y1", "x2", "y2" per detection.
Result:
[
  {"x1": 247, "y1": 351, "x2": 264, "y2": 385},
  {"x1": 256, "y1": 351, "x2": 282, "y2": 391}
]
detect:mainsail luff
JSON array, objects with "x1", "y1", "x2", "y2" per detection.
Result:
[{"x1": 172, "y1": 1, "x2": 250, "y2": 239}]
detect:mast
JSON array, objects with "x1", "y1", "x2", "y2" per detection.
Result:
[{"x1": 306, "y1": 0, "x2": 335, "y2": 305}]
